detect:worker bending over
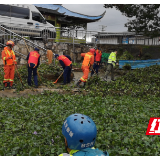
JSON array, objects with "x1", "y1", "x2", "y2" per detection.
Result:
[
  {"x1": 55, "y1": 54, "x2": 72, "y2": 85},
  {"x1": 1, "y1": 40, "x2": 17, "y2": 89}
]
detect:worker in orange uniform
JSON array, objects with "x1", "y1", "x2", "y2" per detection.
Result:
[
  {"x1": 91, "y1": 47, "x2": 102, "y2": 76},
  {"x1": 76, "y1": 48, "x2": 95, "y2": 87},
  {"x1": 55, "y1": 54, "x2": 72, "y2": 85},
  {"x1": 1, "y1": 40, "x2": 17, "y2": 89},
  {"x1": 27, "y1": 48, "x2": 41, "y2": 88}
]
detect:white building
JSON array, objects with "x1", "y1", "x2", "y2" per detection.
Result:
[{"x1": 93, "y1": 32, "x2": 160, "y2": 45}]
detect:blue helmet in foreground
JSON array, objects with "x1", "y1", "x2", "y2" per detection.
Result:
[{"x1": 62, "y1": 113, "x2": 97, "y2": 150}]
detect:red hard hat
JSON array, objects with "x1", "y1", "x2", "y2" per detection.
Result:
[
  {"x1": 90, "y1": 48, "x2": 95, "y2": 53},
  {"x1": 6, "y1": 40, "x2": 15, "y2": 47}
]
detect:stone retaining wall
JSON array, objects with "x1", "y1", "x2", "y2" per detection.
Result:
[
  {"x1": 0, "y1": 40, "x2": 160, "y2": 65},
  {"x1": 0, "y1": 40, "x2": 93, "y2": 65}
]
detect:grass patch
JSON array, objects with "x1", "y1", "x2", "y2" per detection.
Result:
[{"x1": 0, "y1": 93, "x2": 159, "y2": 156}]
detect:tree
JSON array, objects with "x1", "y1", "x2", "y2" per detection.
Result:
[{"x1": 104, "y1": 4, "x2": 160, "y2": 37}]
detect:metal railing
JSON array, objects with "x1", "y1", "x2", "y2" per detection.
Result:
[
  {"x1": 0, "y1": 25, "x2": 48, "y2": 50},
  {"x1": 0, "y1": 23, "x2": 98, "y2": 64},
  {"x1": 1, "y1": 20, "x2": 160, "y2": 46},
  {"x1": 0, "y1": 21, "x2": 98, "y2": 43}
]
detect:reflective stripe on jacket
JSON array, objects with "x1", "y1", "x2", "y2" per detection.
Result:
[
  {"x1": 59, "y1": 148, "x2": 86, "y2": 156},
  {"x1": 28, "y1": 51, "x2": 40, "y2": 66},
  {"x1": 108, "y1": 52, "x2": 116, "y2": 67},
  {"x1": 58, "y1": 55, "x2": 72, "y2": 66},
  {"x1": 95, "y1": 49, "x2": 102, "y2": 62},
  {"x1": 82, "y1": 52, "x2": 94, "y2": 67},
  {"x1": 59, "y1": 153, "x2": 73, "y2": 156},
  {"x1": 2, "y1": 47, "x2": 17, "y2": 65}
]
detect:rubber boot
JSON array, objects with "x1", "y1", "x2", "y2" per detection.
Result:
[
  {"x1": 3, "y1": 82, "x2": 8, "y2": 90},
  {"x1": 83, "y1": 82, "x2": 86, "y2": 87},
  {"x1": 60, "y1": 83, "x2": 66, "y2": 85},
  {"x1": 76, "y1": 80, "x2": 81, "y2": 87},
  {"x1": 9, "y1": 82, "x2": 15, "y2": 89},
  {"x1": 7, "y1": 82, "x2": 10, "y2": 88}
]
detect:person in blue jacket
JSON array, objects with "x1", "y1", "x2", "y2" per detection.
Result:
[{"x1": 59, "y1": 113, "x2": 109, "y2": 156}]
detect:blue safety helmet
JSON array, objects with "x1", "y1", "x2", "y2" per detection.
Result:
[
  {"x1": 62, "y1": 113, "x2": 97, "y2": 150},
  {"x1": 55, "y1": 54, "x2": 59, "y2": 58},
  {"x1": 34, "y1": 48, "x2": 39, "y2": 52}
]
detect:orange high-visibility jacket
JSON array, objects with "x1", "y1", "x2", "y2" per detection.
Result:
[
  {"x1": 1, "y1": 47, "x2": 17, "y2": 65},
  {"x1": 58, "y1": 55, "x2": 72, "y2": 66},
  {"x1": 95, "y1": 49, "x2": 102, "y2": 62},
  {"x1": 28, "y1": 51, "x2": 40, "y2": 66},
  {"x1": 81, "y1": 52, "x2": 94, "y2": 67}
]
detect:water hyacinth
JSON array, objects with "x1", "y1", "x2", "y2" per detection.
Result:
[
  {"x1": 51, "y1": 139, "x2": 54, "y2": 144},
  {"x1": 33, "y1": 131, "x2": 37, "y2": 135}
]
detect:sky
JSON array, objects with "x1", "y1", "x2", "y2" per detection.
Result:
[{"x1": 62, "y1": 4, "x2": 132, "y2": 32}]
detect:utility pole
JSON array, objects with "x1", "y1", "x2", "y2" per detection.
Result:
[{"x1": 99, "y1": 25, "x2": 107, "y2": 32}]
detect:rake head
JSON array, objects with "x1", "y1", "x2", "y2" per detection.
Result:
[{"x1": 53, "y1": 80, "x2": 58, "y2": 84}]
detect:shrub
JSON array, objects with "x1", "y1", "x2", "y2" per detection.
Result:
[
  {"x1": 142, "y1": 53, "x2": 152, "y2": 60},
  {"x1": 122, "y1": 63, "x2": 131, "y2": 70},
  {"x1": 118, "y1": 51, "x2": 134, "y2": 60}
]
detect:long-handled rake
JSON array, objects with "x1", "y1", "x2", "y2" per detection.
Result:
[
  {"x1": 91, "y1": 66, "x2": 97, "y2": 76},
  {"x1": 53, "y1": 71, "x2": 64, "y2": 84},
  {"x1": 14, "y1": 63, "x2": 24, "y2": 87}
]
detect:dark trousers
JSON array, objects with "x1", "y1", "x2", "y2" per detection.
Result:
[
  {"x1": 105, "y1": 63, "x2": 114, "y2": 80},
  {"x1": 28, "y1": 63, "x2": 38, "y2": 86},
  {"x1": 91, "y1": 62, "x2": 100, "y2": 76},
  {"x1": 63, "y1": 65, "x2": 72, "y2": 84}
]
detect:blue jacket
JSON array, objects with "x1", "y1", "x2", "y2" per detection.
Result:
[{"x1": 59, "y1": 148, "x2": 109, "y2": 156}]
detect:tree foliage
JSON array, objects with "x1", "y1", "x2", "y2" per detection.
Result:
[{"x1": 104, "y1": 4, "x2": 160, "y2": 37}]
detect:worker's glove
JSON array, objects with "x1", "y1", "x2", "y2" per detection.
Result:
[
  {"x1": 116, "y1": 63, "x2": 119, "y2": 65},
  {"x1": 6, "y1": 56, "x2": 13, "y2": 60}
]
